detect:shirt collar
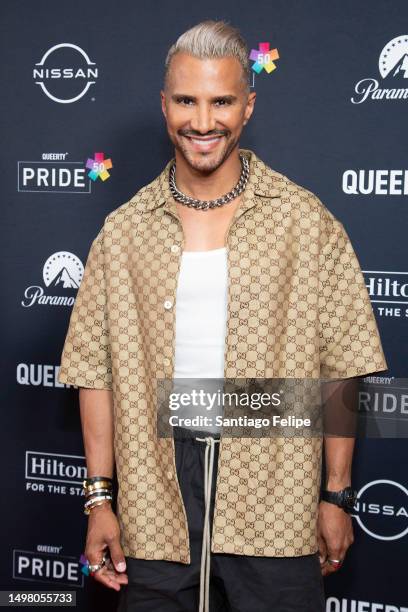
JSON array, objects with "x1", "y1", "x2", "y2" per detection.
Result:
[{"x1": 136, "y1": 148, "x2": 281, "y2": 217}]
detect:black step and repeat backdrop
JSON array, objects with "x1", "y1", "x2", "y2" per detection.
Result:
[{"x1": 1, "y1": 1, "x2": 407, "y2": 610}]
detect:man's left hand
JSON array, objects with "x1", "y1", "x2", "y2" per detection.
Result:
[{"x1": 317, "y1": 500, "x2": 354, "y2": 576}]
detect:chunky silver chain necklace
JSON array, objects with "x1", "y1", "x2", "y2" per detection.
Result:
[{"x1": 169, "y1": 153, "x2": 250, "y2": 210}]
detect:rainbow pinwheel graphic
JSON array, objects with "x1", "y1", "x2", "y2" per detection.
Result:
[
  {"x1": 79, "y1": 553, "x2": 90, "y2": 576},
  {"x1": 86, "y1": 152, "x2": 113, "y2": 181},
  {"x1": 249, "y1": 42, "x2": 279, "y2": 74}
]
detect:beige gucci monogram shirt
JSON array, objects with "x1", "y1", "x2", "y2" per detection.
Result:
[{"x1": 58, "y1": 148, "x2": 388, "y2": 562}]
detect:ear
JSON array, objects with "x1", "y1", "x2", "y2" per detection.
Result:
[
  {"x1": 244, "y1": 91, "x2": 256, "y2": 124},
  {"x1": 160, "y1": 90, "x2": 167, "y2": 119}
]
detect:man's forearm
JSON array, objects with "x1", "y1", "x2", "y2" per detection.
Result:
[
  {"x1": 324, "y1": 437, "x2": 354, "y2": 489},
  {"x1": 322, "y1": 378, "x2": 358, "y2": 490},
  {"x1": 79, "y1": 388, "x2": 115, "y2": 478}
]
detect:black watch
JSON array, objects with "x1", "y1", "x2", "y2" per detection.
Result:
[{"x1": 320, "y1": 486, "x2": 357, "y2": 513}]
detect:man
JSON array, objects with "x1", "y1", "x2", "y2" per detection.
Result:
[{"x1": 58, "y1": 20, "x2": 388, "y2": 612}]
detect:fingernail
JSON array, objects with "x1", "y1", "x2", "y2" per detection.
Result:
[{"x1": 117, "y1": 562, "x2": 126, "y2": 572}]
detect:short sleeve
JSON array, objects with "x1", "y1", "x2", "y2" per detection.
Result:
[
  {"x1": 319, "y1": 220, "x2": 388, "y2": 379},
  {"x1": 57, "y1": 228, "x2": 112, "y2": 389}
]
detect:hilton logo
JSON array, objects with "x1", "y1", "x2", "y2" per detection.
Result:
[
  {"x1": 26, "y1": 452, "x2": 86, "y2": 486},
  {"x1": 364, "y1": 271, "x2": 408, "y2": 319}
]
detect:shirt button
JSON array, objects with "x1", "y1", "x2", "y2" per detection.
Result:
[
  {"x1": 164, "y1": 300, "x2": 173, "y2": 309},
  {"x1": 170, "y1": 244, "x2": 180, "y2": 253},
  {"x1": 166, "y1": 471, "x2": 173, "y2": 480},
  {"x1": 163, "y1": 357, "x2": 171, "y2": 366}
]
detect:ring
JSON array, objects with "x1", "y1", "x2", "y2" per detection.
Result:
[
  {"x1": 327, "y1": 558, "x2": 343, "y2": 568},
  {"x1": 88, "y1": 554, "x2": 107, "y2": 575}
]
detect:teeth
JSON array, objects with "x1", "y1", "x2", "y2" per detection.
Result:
[{"x1": 190, "y1": 137, "x2": 221, "y2": 145}]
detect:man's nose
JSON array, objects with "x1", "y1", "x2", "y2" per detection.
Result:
[{"x1": 189, "y1": 103, "x2": 216, "y2": 134}]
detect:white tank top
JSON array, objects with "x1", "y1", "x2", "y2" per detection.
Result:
[{"x1": 172, "y1": 247, "x2": 228, "y2": 433}]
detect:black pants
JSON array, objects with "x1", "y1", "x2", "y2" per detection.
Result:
[{"x1": 117, "y1": 427, "x2": 325, "y2": 611}]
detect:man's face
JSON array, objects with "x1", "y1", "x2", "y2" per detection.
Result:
[{"x1": 161, "y1": 53, "x2": 256, "y2": 173}]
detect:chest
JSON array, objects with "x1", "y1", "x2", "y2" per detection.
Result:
[{"x1": 174, "y1": 197, "x2": 242, "y2": 250}]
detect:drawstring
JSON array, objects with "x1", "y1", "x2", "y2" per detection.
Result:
[{"x1": 194, "y1": 435, "x2": 220, "y2": 612}]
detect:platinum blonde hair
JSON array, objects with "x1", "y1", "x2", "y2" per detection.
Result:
[{"x1": 164, "y1": 20, "x2": 250, "y2": 92}]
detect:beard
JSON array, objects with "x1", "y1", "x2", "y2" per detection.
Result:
[{"x1": 173, "y1": 131, "x2": 240, "y2": 174}]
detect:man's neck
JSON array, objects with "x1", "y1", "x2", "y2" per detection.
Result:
[{"x1": 173, "y1": 148, "x2": 242, "y2": 201}]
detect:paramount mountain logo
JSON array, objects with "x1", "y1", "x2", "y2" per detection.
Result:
[
  {"x1": 21, "y1": 251, "x2": 84, "y2": 308},
  {"x1": 351, "y1": 35, "x2": 408, "y2": 104},
  {"x1": 43, "y1": 252, "x2": 82, "y2": 290},
  {"x1": 51, "y1": 267, "x2": 78, "y2": 289},
  {"x1": 388, "y1": 53, "x2": 408, "y2": 78}
]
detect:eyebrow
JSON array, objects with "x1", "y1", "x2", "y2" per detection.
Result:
[{"x1": 171, "y1": 94, "x2": 238, "y2": 102}]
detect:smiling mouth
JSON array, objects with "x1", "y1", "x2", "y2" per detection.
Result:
[{"x1": 182, "y1": 134, "x2": 225, "y2": 150}]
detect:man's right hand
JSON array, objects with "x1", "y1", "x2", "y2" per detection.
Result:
[{"x1": 85, "y1": 503, "x2": 129, "y2": 591}]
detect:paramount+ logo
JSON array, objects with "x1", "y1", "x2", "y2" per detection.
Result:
[
  {"x1": 21, "y1": 250, "x2": 83, "y2": 309},
  {"x1": 351, "y1": 35, "x2": 408, "y2": 104}
]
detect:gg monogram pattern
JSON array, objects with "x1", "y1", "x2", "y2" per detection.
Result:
[{"x1": 58, "y1": 149, "x2": 388, "y2": 561}]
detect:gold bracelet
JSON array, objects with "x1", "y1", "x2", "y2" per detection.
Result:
[{"x1": 83, "y1": 480, "x2": 113, "y2": 493}]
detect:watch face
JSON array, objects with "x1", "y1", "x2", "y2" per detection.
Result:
[{"x1": 343, "y1": 488, "x2": 357, "y2": 509}]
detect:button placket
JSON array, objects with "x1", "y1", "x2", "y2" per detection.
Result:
[{"x1": 158, "y1": 209, "x2": 192, "y2": 562}]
